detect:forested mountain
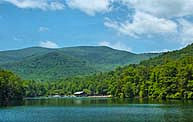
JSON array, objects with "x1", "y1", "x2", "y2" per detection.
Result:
[
  {"x1": 0, "y1": 47, "x2": 53, "y2": 64},
  {"x1": 38, "y1": 44, "x2": 192, "y2": 99},
  {"x1": 0, "y1": 46, "x2": 158, "y2": 80},
  {"x1": 52, "y1": 56, "x2": 193, "y2": 99},
  {"x1": 1, "y1": 44, "x2": 193, "y2": 102},
  {"x1": 141, "y1": 43, "x2": 193, "y2": 66}
]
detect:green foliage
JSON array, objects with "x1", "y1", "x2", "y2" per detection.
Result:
[
  {"x1": 141, "y1": 43, "x2": 193, "y2": 66},
  {"x1": 0, "y1": 44, "x2": 193, "y2": 102},
  {"x1": 16, "y1": 56, "x2": 192, "y2": 100},
  {"x1": 0, "y1": 46, "x2": 159, "y2": 80},
  {"x1": 0, "y1": 70, "x2": 24, "y2": 102}
]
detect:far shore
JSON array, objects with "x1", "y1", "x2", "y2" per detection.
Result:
[
  {"x1": 87, "y1": 95, "x2": 111, "y2": 98},
  {"x1": 24, "y1": 95, "x2": 112, "y2": 99}
]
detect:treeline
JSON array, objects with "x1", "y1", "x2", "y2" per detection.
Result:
[
  {"x1": 50, "y1": 56, "x2": 193, "y2": 99},
  {"x1": 0, "y1": 56, "x2": 193, "y2": 102},
  {"x1": 0, "y1": 70, "x2": 24, "y2": 102}
]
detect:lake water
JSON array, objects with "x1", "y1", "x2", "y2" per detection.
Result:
[{"x1": 0, "y1": 98, "x2": 193, "y2": 122}]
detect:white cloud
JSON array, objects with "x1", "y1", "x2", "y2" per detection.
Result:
[
  {"x1": 39, "y1": 26, "x2": 49, "y2": 32},
  {"x1": 99, "y1": 41, "x2": 132, "y2": 52},
  {"x1": 66, "y1": 0, "x2": 113, "y2": 16},
  {"x1": 178, "y1": 19, "x2": 193, "y2": 45},
  {"x1": 147, "y1": 49, "x2": 172, "y2": 53},
  {"x1": 39, "y1": 41, "x2": 59, "y2": 48},
  {"x1": 65, "y1": 0, "x2": 193, "y2": 17},
  {"x1": 3, "y1": 0, "x2": 65, "y2": 10},
  {"x1": 123, "y1": 0, "x2": 193, "y2": 18},
  {"x1": 103, "y1": 0, "x2": 193, "y2": 46},
  {"x1": 104, "y1": 11, "x2": 177, "y2": 38}
]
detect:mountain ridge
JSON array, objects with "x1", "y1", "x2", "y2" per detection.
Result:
[
  {"x1": 140, "y1": 43, "x2": 193, "y2": 66},
  {"x1": 0, "y1": 46, "x2": 160, "y2": 80}
]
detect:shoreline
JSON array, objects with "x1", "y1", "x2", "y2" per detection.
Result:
[
  {"x1": 24, "y1": 95, "x2": 112, "y2": 99},
  {"x1": 87, "y1": 95, "x2": 112, "y2": 98}
]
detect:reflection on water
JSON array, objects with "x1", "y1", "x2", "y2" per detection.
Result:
[
  {"x1": 0, "y1": 98, "x2": 193, "y2": 122},
  {"x1": 2, "y1": 97, "x2": 193, "y2": 107}
]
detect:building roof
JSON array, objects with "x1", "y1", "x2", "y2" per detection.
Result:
[{"x1": 74, "y1": 91, "x2": 84, "y2": 95}]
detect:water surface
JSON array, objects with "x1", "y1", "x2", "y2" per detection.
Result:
[{"x1": 0, "y1": 98, "x2": 193, "y2": 122}]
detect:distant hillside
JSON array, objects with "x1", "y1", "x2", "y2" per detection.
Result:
[
  {"x1": 141, "y1": 43, "x2": 193, "y2": 66},
  {"x1": 0, "y1": 47, "x2": 53, "y2": 64},
  {"x1": 0, "y1": 46, "x2": 159, "y2": 80}
]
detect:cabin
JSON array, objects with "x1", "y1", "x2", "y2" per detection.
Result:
[{"x1": 74, "y1": 91, "x2": 86, "y2": 97}]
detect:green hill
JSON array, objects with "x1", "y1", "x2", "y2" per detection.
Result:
[
  {"x1": 1, "y1": 51, "x2": 96, "y2": 80},
  {"x1": 52, "y1": 43, "x2": 193, "y2": 99},
  {"x1": 0, "y1": 47, "x2": 53, "y2": 64},
  {"x1": 141, "y1": 43, "x2": 193, "y2": 66},
  {"x1": 0, "y1": 46, "x2": 159, "y2": 80},
  {"x1": 1, "y1": 44, "x2": 192, "y2": 100}
]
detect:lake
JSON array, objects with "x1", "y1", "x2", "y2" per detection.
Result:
[{"x1": 0, "y1": 98, "x2": 193, "y2": 122}]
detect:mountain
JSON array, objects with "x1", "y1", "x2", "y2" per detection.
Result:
[
  {"x1": 16, "y1": 44, "x2": 193, "y2": 99},
  {"x1": 0, "y1": 47, "x2": 53, "y2": 64},
  {"x1": 0, "y1": 46, "x2": 159, "y2": 80},
  {"x1": 141, "y1": 43, "x2": 193, "y2": 66}
]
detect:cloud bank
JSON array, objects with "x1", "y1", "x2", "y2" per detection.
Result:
[
  {"x1": 104, "y1": 11, "x2": 177, "y2": 38},
  {"x1": 2, "y1": 0, "x2": 193, "y2": 47},
  {"x1": 39, "y1": 41, "x2": 59, "y2": 48},
  {"x1": 66, "y1": 0, "x2": 113, "y2": 16},
  {"x1": 104, "y1": 0, "x2": 193, "y2": 46},
  {"x1": 3, "y1": 0, "x2": 64, "y2": 10}
]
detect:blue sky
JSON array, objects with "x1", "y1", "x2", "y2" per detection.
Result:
[{"x1": 0, "y1": 0, "x2": 193, "y2": 53}]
